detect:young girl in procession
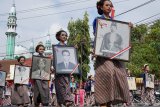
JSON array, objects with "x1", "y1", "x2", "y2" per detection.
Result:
[
  {"x1": 93, "y1": 0, "x2": 132, "y2": 106},
  {"x1": 54, "y1": 30, "x2": 74, "y2": 107},
  {"x1": 33, "y1": 44, "x2": 50, "y2": 107},
  {"x1": 79, "y1": 82, "x2": 86, "y2": 107},
  {"x1": 126, "y1": 68, "x2": 134, "y2": 106},
  {"x1": 140, "y1": 64, "x2": 155, "y2": 106},
  {"x1": 11, "y1": 56, "x2": 30, "y2": 107}
]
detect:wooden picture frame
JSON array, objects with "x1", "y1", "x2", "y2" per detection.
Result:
[
  {"x1": 127, "y1": 77, "x2": 137, "y2": 90},
  {"x1": 0, "y1": 71, "x2": 7, "y2": 87},
  {"x1": 145, "y1": 73, "x2": 154, "y2": 88},
  {"x1": 14, "y1": 64, "x2": 30, "y2": 85},
  {"x1": 95, "y1": 18, "x2": 131, "y2": 61},
  {"x1": 31, "y1": 55, "x2": 51, "y2": 80},
  {"x1": 52, "y1": 45, "x2": 80, "y2": 74}
]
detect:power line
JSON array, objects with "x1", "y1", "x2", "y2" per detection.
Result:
[
  {"x1": 0, "y1": 34, "x2": 54, "y2": 48},
  {"x1": 0, "y1": 0, "x2": 156, "y2": 49},
  {"x1": 0, "y1": 0, "x2": 93, "y2": 16},
  {"x1": 0, "y1": 51, "x2": 32, "y2": 58},
  {"x1": 17, "y1": 6, "x2": 94, "y2": 20},
  {"x1": 15, "y1": 0, "x2": 132, "y2": 21},
  {"x1": 142, "y1": 17, "x2": 160, "y2": 25},
  {"x1": 115, "y1": 0, "x2": 157, "y2": 17},
  {"x1": 0, "y1": 0, "x2": 130, "y2": 17},
  {"x1": 0, "y1": 0, "x2": 131, "y2": 23},
  {"x1": 0, "y1": 0, "x2": 148, "y2": 51},
  {"x1": 135, "y1": 12, "x2": 160, "y2": 24}
]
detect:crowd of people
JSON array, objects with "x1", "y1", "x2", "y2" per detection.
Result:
[
  {"x1": 0, "y1": 63, "x2": 158, "y2": 107},
  {"x1": 0, "y1": 0, "x2": 158, "y2": 107},
  {"x1": 0, "y1": 29, "x2": 96, "y2": 107}
]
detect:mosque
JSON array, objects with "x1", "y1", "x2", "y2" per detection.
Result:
[
  {"x1": 0, "y1": 2, "x2": 52, "y2": 79},
  {"x1": 4, "y1": 2, "x2": 52, "y2": 60}
]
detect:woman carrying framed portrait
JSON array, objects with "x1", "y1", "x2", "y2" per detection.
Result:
[
  {"x1": 54, "y1": 30, "x2": 75, "y2": 107},
  {"x1": 140, "y1": 64, "x2": 155, "y2": 106},
  {"x1": 92, "y1": 0, "x2": 132, "y2": 106},
  {"x1": 32, "y1": 44, "x2": 50, "y2": 107},
  {"x1": 11, "y1": 56, "x2": 30, "y2": 107}
]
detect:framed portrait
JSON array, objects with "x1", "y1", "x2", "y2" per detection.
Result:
[
  {"x1": 31, "y1": 55, "x2": 51, "y2": 80},
  {"x1": 8, "y1": 65, "x2": 15, "y2": 80},
  {"x1": 135, "y1": 78, "x2": 143, "y2": 84},
  {"x1": 52, "y1": 45, "x2": 80, "y2": 74},
  {"x1": 145, "y1": 73, "x2": 154, "y2": 88},
  {"x1": 95, "y1": 18, "x2": 131, "y2": 61},
  {"x1": 127, "y1": 77, "x2": 137, "y2": 90},
  {"x1": 0, "y1": 71, "x2": 6, "y2": 87},
  {"x1": 14, "y1": 65, "x2": 30, "y2": 85}
]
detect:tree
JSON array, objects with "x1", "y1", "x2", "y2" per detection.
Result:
[
  {"x1": 67, "y1": 12, "x2": 91, "y2": 80},
  {"x1": 131, "y1": 24, "x2": 148, "y2": 43},
  {"x1": 127, "y1": 20, "x2": 160, "y2": 79},
  {"x1": 127, "y1": 43, "x2": 159, "y2": 77}
]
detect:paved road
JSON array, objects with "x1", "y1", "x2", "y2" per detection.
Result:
[
  {"x1": 2, "y1": 103, "x2": 160, "y2": 107},
  {"x1": 2, "y1": 105, "x2": 160, "y2": 107}
]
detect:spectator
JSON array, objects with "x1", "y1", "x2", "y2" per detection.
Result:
[{"x1": 140, "y1": 64, "x2": 155, "y2": 106}]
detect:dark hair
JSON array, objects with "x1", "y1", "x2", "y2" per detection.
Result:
[
  {"x1": 56, "y1": 30, "x2": 68, "y2": 41},
  {"x1": 143, "y1": 64, "x2": 149, "y2": 70},
  {"x1": 35, "y1": 44, "x2": 45, "y2": 52},
  {"x1": 97, "y1": 0, "x2": 113, "y2": 15},
  {"x1": 88, "y1": 75, "x2": 92, "y2": 79},
  {"x1": 62, "y1": 50, "x2": 70, "y2": 56},
  {"x1": 17, "y1": 56, "x2": 26, "y2": 62}
]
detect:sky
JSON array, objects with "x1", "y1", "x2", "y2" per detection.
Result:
[{"x1": 0, "y1": 0, "x2": 160, "y2": 75}]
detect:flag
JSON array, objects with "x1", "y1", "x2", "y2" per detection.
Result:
[{"x1": 111, "y1": 7, "x2": 115, "y2": 19}]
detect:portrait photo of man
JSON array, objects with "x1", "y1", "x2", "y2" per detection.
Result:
[
  {"x1": 14, "y1": 65, "x2": 30, "y2": 84},
  {"x1": 0, "y1": 71, "x2": 6, "y2": 87},
  {"x1": 31, "y1": 57, "x2": 50, "y2": 80},
  {"x1": 57, "y1": 49, "x2": 76, "y2": 71},
  {"x1": 95, "y1": 18, "x2": 131, "y2": 61},
  {"x1": 100, "y1": 22, "x2": 123, "y2": 57}
]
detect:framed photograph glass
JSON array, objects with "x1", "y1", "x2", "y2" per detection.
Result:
[
  {"x1": 52, "y1": 45, "x2": 80, "y2": 74},
  {"x1": 95, "y1": 18, "x2": 131, "y2": 61},
  {"x1": 14, "y1": 65, "x2": 30, "y2": 85},
  {"x1": 8, "y1": 65, "x2": 15, "y2": 80},
  {"x1": 145, "y1": 73, "x2": 154, "y2": 88},
  {"x1": 127, "y1": 77, "x2": 137, "y2": 90},
  {"x1": 0, "y1": 71, "x2": 6, "y2": 87},
  {"x1": 31, "y1": 55, "x2": 51, "y2": 80}
]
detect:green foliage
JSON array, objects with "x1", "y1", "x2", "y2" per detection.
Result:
[
  {"x1": 127, "y1": 20, "x2": 160, "y2": 79},
  {"x1": 67, "y1": 12, "x2": 91, "y2": 80},
  {"x1": 131, "y1": 24, "x2": 148, "y2": 42}
]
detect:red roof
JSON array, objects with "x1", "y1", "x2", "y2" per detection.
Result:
[{"x1": 0, "y1": 58, "x2": 32, "y2": 73}]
